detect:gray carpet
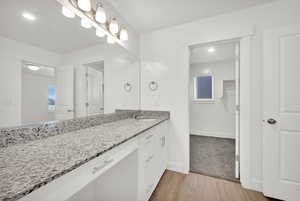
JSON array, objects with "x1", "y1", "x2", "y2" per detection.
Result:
[{"x1": 190, "y1": 135, "x2": 236, "y2": 181}]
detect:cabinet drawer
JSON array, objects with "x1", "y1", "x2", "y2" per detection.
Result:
[
  {"x1": 140, "y1": 130, "x2": 155, "y2": 145},
  {"x1": 140, "y1": 131, "x2": 156, "y2": 165}
]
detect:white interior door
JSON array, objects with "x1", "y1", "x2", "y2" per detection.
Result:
[
  {"x1": 55, "y1": 67, "x2": 74, "y2": 120},
  {"x1": 235, "y1": 42, "x2": 240, "y2": 179},
  {"x1": 74, "y1": 66, "x2": 88, "y2": 118},
  {"x1": 263, "y1": 24, "x2": 300, "y2": 201},
  {"x1": 87, "y1": 68, "x2": 104, "y2": 115}
]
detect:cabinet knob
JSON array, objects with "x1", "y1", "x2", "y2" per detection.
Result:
[{"x1": 267, "y1": 118, "x2": 277, "y2": 125}]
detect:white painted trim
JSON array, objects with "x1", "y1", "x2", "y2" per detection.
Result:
[
  {"x1": 239, "y1": 36, "x2": 252, "y2": 189},
  {"x1": 167, "y1": 162, "x2": 189, "y2": 174},
  {"x1": 187, "y1": 35, "x2": 254, "y2": 191},
  {"x1": 251, "y1": 179, "x2": 263, "y2": 192},
  {"x1": 190, "y1": 129, "x2": 235, "y2": 139}
]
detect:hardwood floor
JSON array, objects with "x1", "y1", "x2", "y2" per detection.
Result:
[{"x1": 149, "y1": 170, "x2": 269, "y2": 201}]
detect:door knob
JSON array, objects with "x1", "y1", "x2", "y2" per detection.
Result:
[{"x1": 267, "y1": 118, "x2": 277, "y2": 125}]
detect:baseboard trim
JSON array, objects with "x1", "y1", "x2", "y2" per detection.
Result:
[
  {"x1": 190, "y1": 129, "x2": 235, "y2": 139},
  {"x1": 241, "y1": 178, "x2": 263, "y2": 192},
  {"x1": 251, "y1": 179, "x2": 263, "y2": 192},
  {"x1": 190, "y1": 170, "x2": 240, "y2": 183},
  {"x1": 167, "y1": 162, "x2": 189, "y2": 174}
]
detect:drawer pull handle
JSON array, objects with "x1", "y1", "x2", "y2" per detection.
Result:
[
  {"x1": 104, "y1": 159, "x2": 114, "y2": 164},
  {"x1": 92, "y1": 158, "x2": 114, "y2": 174},
  {"x1": 161, "y1": 136, "x2": 166, "y2": 147},
  {"x1": 146, "y1": 155, "x2": 154, "y2": 163},
  {"x1": 146, "y1": 134, "x2": 153, "y2": 140}
]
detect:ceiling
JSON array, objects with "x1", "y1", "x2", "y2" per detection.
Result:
[
  {"x1": 190, "y1": 42, "x2": 236, "y2": 64},
  {"x1": 0, "y1": 0, "x2": 105, "y2": 54},
  {"x1": 0, "y1": 0, "x2": 278, "y2": 53},
  {"x1": 108, "y1": 0, "x2": 277, "y2": 33}
]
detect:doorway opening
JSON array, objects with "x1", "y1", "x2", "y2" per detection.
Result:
[
  {"x1": 21, "y1": 61, "x2": 56, "y2": 125},
  {"x1": 75, "y1": 60, "x2": 104, "y2": 117},
  {"x1": 189, "y1": 40, "x2": 240, "y2": 181}
]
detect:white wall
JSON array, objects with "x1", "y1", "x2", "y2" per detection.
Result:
[
  {"x1": 21, "y1": 72, "x2": 55, "y2": 124},
  {"x1": 0, "y1": 36, "x2": 61, "y2": 127},
  {"x1": 62, "y1": 44, "x2": 140, "y2": 114},
  {"x1": 140, "y1": 0, "x2": 300, "y2": 191},
  {"x1": 190, "y1": 60, "x2": 235, "y2": 139}
]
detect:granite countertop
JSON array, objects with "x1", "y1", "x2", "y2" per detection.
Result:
[{"x1": 0, "y1": 117, "x2": 167, "y2": 201}]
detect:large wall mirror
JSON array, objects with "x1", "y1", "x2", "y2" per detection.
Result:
[{"x1": 0, "y1": 0, "x2": 140, "y2": 128}]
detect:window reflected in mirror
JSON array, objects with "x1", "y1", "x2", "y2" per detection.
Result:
[{"x1": 193, "y1": 75, "x2": 214, "y2": 101}]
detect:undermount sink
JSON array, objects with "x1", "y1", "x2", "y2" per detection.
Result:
[
  {"x1": 134, "y1": 115, "x2": 158, "y2": 122},
  {"x1": 136, "y1": 118, "x2": 157, "y2": 122}
]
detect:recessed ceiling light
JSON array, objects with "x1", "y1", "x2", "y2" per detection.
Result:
[
  {"x1": 27, "y1": 65, "x2": 40, "y2": 71},
  {"x1": 208, "y1": 47, "x2": 215, "y2": 53},
  {"x1": 22, "y1": 12, "x2": 36, "y2": 21}
]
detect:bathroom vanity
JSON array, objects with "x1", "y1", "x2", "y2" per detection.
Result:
[{"x1": 0, "y1": 111, "x2": 169, "y2": 201}]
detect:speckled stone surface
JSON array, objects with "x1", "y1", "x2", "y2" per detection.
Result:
[
  {"x1": 0, "y1": 113, "x2": 169, "y2": 201},
  {"x1": 0, "y1": 111, "x2": 140, "y2": 148}
]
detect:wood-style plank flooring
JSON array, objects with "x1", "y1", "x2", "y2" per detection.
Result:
[{"x1": 149, "y1": 170, "x2": 269, "y2": 201}]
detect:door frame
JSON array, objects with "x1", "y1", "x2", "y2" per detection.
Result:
[
  {"x1": 187, "y1": 36, "x2": 252, "y2": 188},
  {"x1": 79, "y1": 59, "x2": 105, "y2": 115},
  {"x1": 86, "y1": 66, "x2": 104, "y2": 116}
]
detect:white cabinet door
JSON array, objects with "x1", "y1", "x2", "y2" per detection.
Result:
[
  {"x1": 55, "y1": 66, "x2": 74, "y2": 120},
  {"x1": 263, "y1": 24, "x2": 300, "y2": 201},
  {"x1": 138, "y1": 121, "x2": 168, "y2": 201},
  {"x1": 154, "y1": 123, "x2": 168, "y2": 178},
  {"x1": 67, "y1": 182, "x2": 96, "y2": 201},
  {"x1": 139, "y1": 130, "x2": 156, "y2": 201}
]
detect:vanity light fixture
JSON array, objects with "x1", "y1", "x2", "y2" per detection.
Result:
[
  {"x1": 120, "y1": 28, "x2": 128, "y2": 41},
  {"x1": 59, "y1": 0, "x2": 129, "y2": 45},
  {"x1": 109, "y1": 18, "x2": 119, "y2": 34},
  {"x1": 62, "y1": 6, "x2": 75, "y2": 18},
  {"x1": 107, "y1": 36, "x2": 116, "y2": 44},
  {"x1": 27, "y1": 65, "x2": 40, "y2": 71},
  {"x1": 95, "y1": 4, "x2": 106, "y2": 24},
  {"x1": 77, "y1": 0, "x2": 91, "y2": 12},
  {"x1": 208, "y1": 47, "x2": 216, "y2": 53},
  {"x1": 22, "y1": 12, "x2": 36, "y2": 21},
  {"x1": 81, "y1": 18, "x2": 92, "y2": 28},
  {"x1": 96, "y1": 29, "x2": 105, "y2": 37}
]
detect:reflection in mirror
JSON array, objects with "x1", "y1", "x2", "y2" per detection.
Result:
[
  {"x1": 0, "y1": 0, "x2": 139, "y2": 128},
  {"x1": 75, "y1": 61, "x2": 104, "y2": 117},
  {"x1": 21, "y1": 62, "x2": 56, "y2": 124}
]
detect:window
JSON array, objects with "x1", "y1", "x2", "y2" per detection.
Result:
[
  {"x1": 48, "y1": 86, "x2": 56, "y2": 111},
  {"x1": 193, "y1": 75, "x2": 214, "y2": 101}
]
